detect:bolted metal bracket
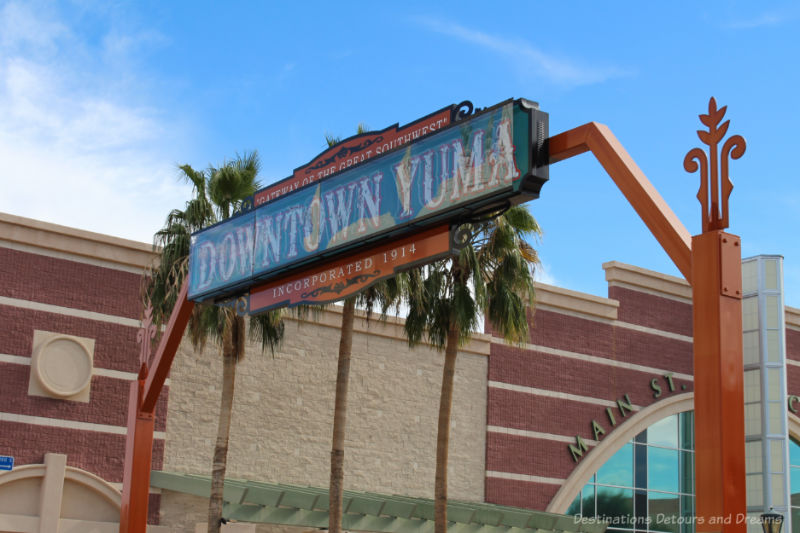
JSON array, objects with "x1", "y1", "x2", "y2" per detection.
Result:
[{"x1": 720, "y1": 233, "x2": 742, "y2": 299}]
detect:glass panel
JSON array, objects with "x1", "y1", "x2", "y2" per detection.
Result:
[
  {"x1": 648, "y1": 493, "x2": 679, "y2": 533},
  {"x1": 765, "y1": 259, "x2": 778, "y2": 290},
  {"x1": 747, "y1": 513, "x2": 765, "y2": 533},
  {"x1": 680, "y1": 450, "x2": 695, "y2": 495},
  {"x1": 747, "y1": 473, "x2": 764, "y2": 506},
  {"x1": 746, "y1": 441, "x2": 763, "y2": 474},
  {"x1": 746, "y1": 513, "x2": 762, "y2": 533},
  {"x1": 649, "y1": 447, "x2": 679, "y2": 493},
  {"x1": 679, "y1": 411, "x2": 694, "y2": 451},
  {"x1": 680, "y1": 494, "x2": 695, "y2": 533},
  {"x1": 744, "y1": 369, "x2": 762, "y2": 403},
  {"x1": 582, "y1": 482, "x2": 596, "y2": 516},
  {"x1": 771, "y1": 439, "x2": 786, "y2": 473},
  {"x1": 791, "y1": 440, "x2": 800, "y2": 467},
  {"x1": 634, "y1": 443, "x2": 647, "y2": 490},
  {"x1": 598, "y1": 443, "x2": 633, "y2": 487},
  {"x1": 772, "y1": 472, "x2": 786, "y2": 506},
  {"x1": 744, "y1": 403, "x2": 761, "y2": 435},
  {"x1": 743, "y1": 297, "x2": 759, "y2": 331},
  {"x1": 567, "y1": 490, "x2": 581, "y2": 515},
  {"x1": 634, "y1": 489, "x2": 647, "y2": 529},
  {"x1": 791, "y1": 507, "x2": 800, "y2": 533},
  {"x1": 769, "y1": 402, "x2": 785, "y2": 434},
  {"x1": 744, "y1": 331, "x2": 760, "y2": 365},
  {"x1": 649, "y1": 415, "x2": 679, "y2": 448},
  {"x1": 742, "y1": 260, "x2": 758, "y2": 294},
  {"x1": 767, "y1": 295, "x2": 779, "y2": 328},
  {"x1": 767, "y1": 330, "x2": 781, "y2": 363},
  {"x1": 745, "y1": 403, "x2": 763, "y2": 436},
  {"x1": 595, "y1": 486, "x2": 633, "y2": 525},
  {"x1": 792, "y1": 466, "x2": 800, "y2": 500},
  {"x1": 768, "y1": 368, "x2": 783, "y2": 402}
]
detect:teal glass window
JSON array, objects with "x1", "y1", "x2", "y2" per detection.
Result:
[
  {"x1": 790, "y1": 438, "x2": 800, "y2": 533},
  {"x1": 567, "y1": 412, "x2": 695, "y2": 532}
]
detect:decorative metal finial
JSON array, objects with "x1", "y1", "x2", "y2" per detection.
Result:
[
  {"x1": 137, "y1": 304, "x2": 157, "y2": 367},
  {"x1": 684, "y1": 97, "x2": 746, "y2": 233}
]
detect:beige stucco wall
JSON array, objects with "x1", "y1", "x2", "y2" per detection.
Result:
[{"x1": 160, "y1": 307, "x2": 489, "y2": 531}]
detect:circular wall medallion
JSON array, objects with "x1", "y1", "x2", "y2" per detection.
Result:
[{"x1": 34, "y1": 336, "x2": 93, "y2": 398}]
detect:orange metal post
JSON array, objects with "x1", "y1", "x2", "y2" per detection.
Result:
[
  {"x1": 120, "y1": 281, "x2": 195, "y2": 533},
  {"x1": 142, "y1": 282, "x2": 195, "y2": 413},
  {"x1": 550, "y1": 99, "x2": 747, "y2": 530},
  {"x1": 120, "y1": 378, "x2": 155, "y2": 533},
  {"x1": 685, "y1": 99, "x2": 747, "y2": 531},
  {"x1": 692, "y1": 231, "x2": 746, "y2": 532}
]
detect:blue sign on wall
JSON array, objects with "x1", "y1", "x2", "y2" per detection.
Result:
[
  {"x1": 188, "y1": 98, "x2": 549, "y2": 302},
  {"x1": 0, "y1": 455, "x2": 13, "y2": 471}
]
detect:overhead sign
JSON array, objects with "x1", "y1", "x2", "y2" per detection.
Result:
[
  {"x1": 0, "y1": 455, "x2": 13, "y2": 471},
  {"x1": 255, "y1": 106, "x2": 454, "y2": 206},
  {"x1": 188, "y1": 98, "x2": 549, "y2": 302},
  {"x1": 248, "y1": 225, "x2": 452, "y2": 313}
]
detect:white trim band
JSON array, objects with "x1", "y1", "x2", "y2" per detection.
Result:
[
  {"x1": 0, "y1": 296, "x2": 141, "y2": 328},
  {"x1": 0, "y1": 412, "x2": 166, "y2": 440},
  {"x1": 489, "y1": 380, "x2": 643, "y2": 410},
  {"x1": 0, "y1": 353, "x2": 170, "y2": 384},
  {"x1": 486, "y1": 471, "x2": 566, "y2": 486},
  {"x1": 494, "y1": 340, "x2": 694, "y2": 382},
  {"x1": 532, "y1": 304, "x2": 693, "y2": 343},
  {"x1": 487, "y1": 425, "x2": 599, "y2": 446}
]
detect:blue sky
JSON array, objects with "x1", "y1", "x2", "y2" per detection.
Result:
[{"x1": 1, "y1": 1, "x2": 798, "y2": 306}]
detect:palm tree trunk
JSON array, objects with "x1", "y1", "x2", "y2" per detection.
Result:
[
  {"x1": 207, "y1": 315, "x2": 243, "y2": 533},
  {"x1": 329, "y1": 297, "x2": 356, "y2": 533},
  {"x1": 435, "y1": 321, "x2": 460, "y2": 533}
]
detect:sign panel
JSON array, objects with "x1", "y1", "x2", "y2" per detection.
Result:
[
  {"x1": 0, "y1": 455, "x2": 13, "y2": 471},
  {"x1": 255, "y1": 107, "x2": 454, "y2": 206},
  {"x1": 189, "y1": 98, "x2": 548, "y2": 302},
  {"x1": 248, "y1": 225, "x2": 452, "y2": 313}
]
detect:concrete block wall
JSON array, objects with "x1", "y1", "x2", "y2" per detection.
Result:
[{"x1": 160, "y1": 307, "x2": 490, "y2": 531}]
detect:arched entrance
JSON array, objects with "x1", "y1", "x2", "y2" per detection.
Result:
[{"x1": 0, "y1": 453, "x2": 121, "y2": 533}]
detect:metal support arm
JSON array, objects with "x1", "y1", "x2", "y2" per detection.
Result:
[{"x1": 548, "y1": 122, "x2": 693, "y2": 283}]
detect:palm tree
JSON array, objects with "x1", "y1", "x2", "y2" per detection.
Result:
[
  {"x1": 144, "y1": 152, "x2": 284, "y2": 533},
  {"x1": 324, "y1": 126, "x2": 405, "y2": 533},
  {"x1": 404, "y1": 205, "x2": 540, "y2": 533}
]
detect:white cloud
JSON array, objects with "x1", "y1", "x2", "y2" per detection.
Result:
[
  {"x1": 724, "y1": 9, "x2": 793, "y2": 29},
  {"x1": 533, "y1": 261, "x2": 558, "y2": 287},
  {"x1": 415, "y1": 17, "x2": 630, "y2": 86},
  {"x1": 0, "y1": 1, "x2": 191, "y2": 244},
  {"x1": 0, "y1": 1, "x2": 69, "y2": 52}
]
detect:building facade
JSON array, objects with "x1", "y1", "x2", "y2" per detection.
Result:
[{"x1": 1, "y1": 212, "x2": 799, "y2": 533}]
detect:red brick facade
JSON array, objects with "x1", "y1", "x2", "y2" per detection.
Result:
[
  {"x1": 485, "y1": 273, "x2": 800, "y2": 513},
  {"x1": 0, "y1": 229, "x2": 165, "y2": 524}
]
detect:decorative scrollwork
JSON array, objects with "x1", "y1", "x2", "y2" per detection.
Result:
[
  {"x1": 137, "y1": 304, "x2": 157, "y2": 367},
  {"x1": 235, "y1": 296, "x2": 249, "y2": 316},
  {"x1": 215, "y1": 294, "x2": 250, "y2": 316},
  {"x1": 235, "y1": 196, "x2": 254, "y2": 215},
  {"x1": 302, "y1": 271, "x2": 380, "y2": 299},
  {"x1": 450, "y1": 224, "x2": 472, "y2": 251},
  {"x1": 451, "y1": 101, "x2": 483, "y2": 123},
  {"x1": 684, "y1": 97, "x2": 746, "y2": 232},
  {"x1": 304, "y1": 136, "x2": 383, "y2": 174}
]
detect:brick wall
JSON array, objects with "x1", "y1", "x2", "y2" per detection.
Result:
[
  {"x1": 484, "y1": 266, "x2": 696, "y2": 511},
  {"x1": 0, "y1": 218, "x2": 165, "y2": 523}
]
